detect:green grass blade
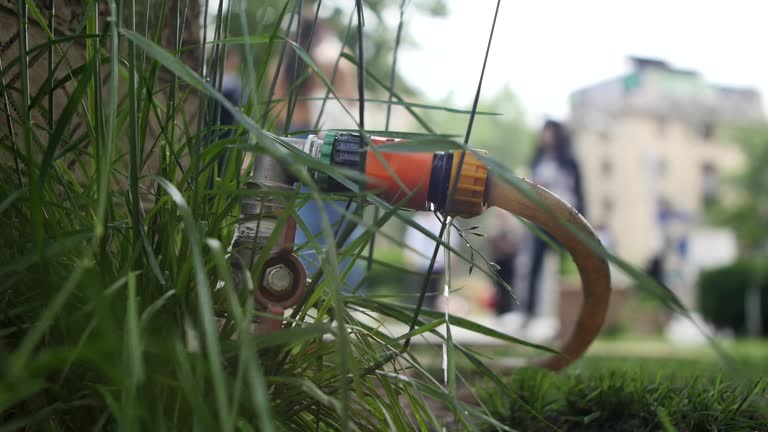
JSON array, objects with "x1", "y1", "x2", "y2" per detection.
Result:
[
  {"x1": 15, "y1": 0, "x2": 44, "y2": 257},
  {"x1": 125, "y1": 271, "x2": 144, "y2": 384},
  {"x1": 155, "y1": 177, "x2": 231, "y2": 431},
  {"x1": 7, "y1": 258, "x2": 91, "y2": 377}
]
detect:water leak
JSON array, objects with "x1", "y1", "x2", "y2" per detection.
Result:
[{"x1": 441, "y1": 216, "x2": 454, "y2": 431}]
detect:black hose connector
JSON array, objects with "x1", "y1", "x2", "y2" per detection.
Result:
[
  {"x1": 328, "y1": 133, "x2": 366, "y2": 192},
  {"x1": 428, "y1": 152, "x2": 453, "y2": 212}
]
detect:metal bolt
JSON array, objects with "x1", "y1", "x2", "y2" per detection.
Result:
[{"x1": 263, "y1": 264, "x2": 293, "y2": 295}]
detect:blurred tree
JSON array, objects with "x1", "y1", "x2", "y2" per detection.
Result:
[
  {"x1": 425, "y1": 86, "x2": 534, "y2": 170},
  {"x1": 221, "y1": 0, "x2": 447, "y2": 95},
  {"x1": 709, "y1": 126, "x2": 768, "y2": 336},
  {"x1": 712, "y1": 127, "x2": 768, "y2": 252}
]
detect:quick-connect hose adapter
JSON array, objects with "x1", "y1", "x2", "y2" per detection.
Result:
[
  {"x1": 286, "y1": 131, "x2": 611, "y2": 371},
  {"x1": 318, "y1": 132, "x2": 435, "y2": 209},
  {"x1": 317, "y1": 132, "x2": 489, "y2": 216},
  {"x1": 444, "y1": 151, "x2": 488, "y2": 218}
]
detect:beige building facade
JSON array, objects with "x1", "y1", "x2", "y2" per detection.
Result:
[{"x1": 570, "y1": 58, "x2": 763, "y2": 265}]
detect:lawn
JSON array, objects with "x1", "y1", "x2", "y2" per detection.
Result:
[{"x1": 471, "y1": 339, "x2": 768, "y2": 431}]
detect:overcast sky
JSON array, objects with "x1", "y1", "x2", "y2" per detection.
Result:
[{"x1": 394, "y1": 0, "x2": 768, "y2": 123}]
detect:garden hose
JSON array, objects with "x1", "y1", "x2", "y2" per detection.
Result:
[
  {"x1": 484, "y1": 172, "x2": 611, "y2": 371},
  {"x1": 257, "y1": 132, "x2": 610, "y2": 370}
]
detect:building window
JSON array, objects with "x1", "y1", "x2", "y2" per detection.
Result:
[
  {"x1": 699, "y1": 122, "x2": 715, "y2": 140},
  {"x1": 602, "y1": 197, "x2": 614, "y2": 219},
  {"x1": 600, "y1": 129, "x2": 612, "y2": 143},
  {"x1": 701, "y1": 162, "x2": 719, "y2": 209},
  {"x1": 601, "y1": 159, "x2": 613, "y2": 177},
  {"x1": 656, "y1": 118, "x2": 668, "y2": 138}
]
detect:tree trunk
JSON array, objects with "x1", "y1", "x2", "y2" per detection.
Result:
[{"x1": 0, "y1": 1, "x2": 202, "y2": 186}]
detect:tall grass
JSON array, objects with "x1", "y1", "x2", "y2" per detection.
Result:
[{"x1": 0, "y1": 1, "x2": 708, "y2": 430}]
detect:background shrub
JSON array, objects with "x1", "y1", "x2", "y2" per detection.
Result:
[{"x1": 699, "y1": 260, "x2": 768, "y2": 335}]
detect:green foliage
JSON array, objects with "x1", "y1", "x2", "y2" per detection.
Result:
[
  {"x1": 479, "y1": 359, "x2": 768, "y2": 432},
  {"x1": 560, "y1": 253, "x2": 578, "y2": 278},
  {"x1": 699, "y1": 261, "x2": 768, "y2": 335},
  {"x1": 710, "y1": 126, "x2": 768, "y2": 252},
  {"x1": 366, "y1": 248, "x2": 408, "y2": 296},
  {"x1": 0, "y1": 0, "x2": 720, "y2": 430},
  {"x1": 0, "y1": 1, "x2": 531, "y2": 430},
  {"x1": 425, "y1": 86, "x2": 534, "y2": 170},
  {"x1": 228, "y1": 0, "x2": 448, "y2": 95}
]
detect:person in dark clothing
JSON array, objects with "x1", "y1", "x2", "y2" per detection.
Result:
[
  {"x1": 520, "y1": 120, "x2": 585, "y2": 318},
  {"x1": 529, "y1": 120, "x2": 585, "y2": 215},
  {"x1": 207, "y1": 49, "x2": 242, "y2": 176},
  {"x1": 490, "y1": 210, "x2": 521, "y2": 315},
  {"x1": 218, "y1": 50, "x2": 242, "y2": 132}
]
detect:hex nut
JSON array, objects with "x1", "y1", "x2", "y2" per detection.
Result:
[{"x1": 263, "y1": 264, "x2": 293, "y2": 295}]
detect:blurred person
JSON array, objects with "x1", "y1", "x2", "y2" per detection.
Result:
[
  {"x1": 489, "y1": 208, "x2": 522, "y2": 316},
  {"x1": 646, "y1": 198, "x2": 693, "y2": 288},
  {"x1": 513, "y1": 120, "x2": 585, "y2": 339},
  {"x1": 219, "y1": 48, "x2": 243, "y2": 133},
  {"x1": 205, "y1": 48, "x2": 242, "y2": 176},
  {"x1": 271, "y1": 16, "x2": 363, "y2": 292},
  {"x1": 647, "y1": 198, "x2": 708, "y2": 343},
  {"x1": 404, "y1": 212, "x2": 458, "y2": 310},
  {"x1": 646, "y1": 198, "x2": 672, "y2": 286},
  {"x1": 530, "y1": 120, "x2": 585, "y2": 215}
]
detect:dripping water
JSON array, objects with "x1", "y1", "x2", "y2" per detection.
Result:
[{"x1": 441, "y1": 215, "x2": 454, "y2": 431}]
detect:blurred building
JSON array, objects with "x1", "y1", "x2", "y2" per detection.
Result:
[{"x1": 569, "y1": 57, "x2": 764, "y2": 265}]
